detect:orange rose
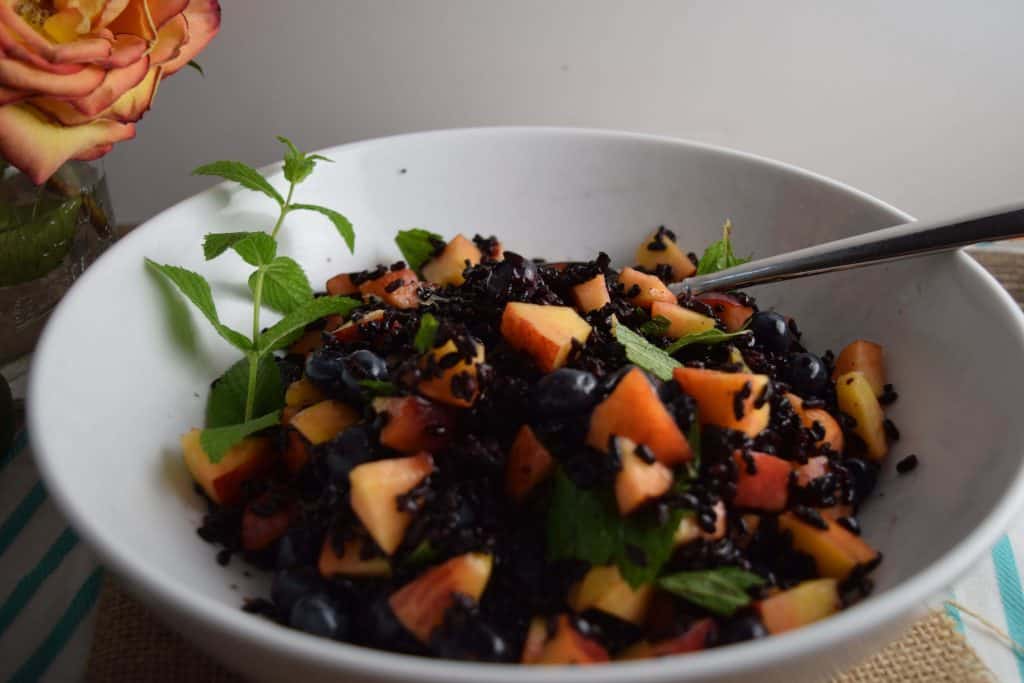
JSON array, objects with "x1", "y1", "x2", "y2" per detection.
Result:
[{"x1": 0, "y1": 0, "x2": 220, "y2": 183}]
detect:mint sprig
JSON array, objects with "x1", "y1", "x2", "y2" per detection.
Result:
[
  {"x1": 200, "y1": 411, "x2": 282, "y2": 463},
  {"x1": 696, "y1": 220, "x2": 750, "y2": 275},
  {"x1": 614, "y1": 323, "x2": 681, "y2": 381},
  {"x1": 658, "y1": 567, "x2": 766, "y2": 616},
  {"x1": 664, "y1": 328, "x2": 751, "y2": 354},
  {"x1": 396, "y1": 228, "x2": 444, "y2": 272},
  {"x1": 206, "y1": 355, "x2": 284, "y2": 428},
  {"x1": 414, "y1": 313, "x2": 440, "y2": 353}
]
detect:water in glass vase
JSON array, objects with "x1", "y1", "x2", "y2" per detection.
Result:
[{"x1": 0, "y1": 159, "x2": 116, "y2": 364}]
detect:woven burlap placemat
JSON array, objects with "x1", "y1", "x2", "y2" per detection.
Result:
[{"x1": 86, "y1": 580, "x2": 994, "y2": 682}]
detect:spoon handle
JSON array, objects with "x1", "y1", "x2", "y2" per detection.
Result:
[{"x1": 671, "y1": 202, "x2": 1024, "y2": 296}]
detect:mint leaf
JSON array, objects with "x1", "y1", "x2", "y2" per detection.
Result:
[
  {"x1": 186, "y1": 60, "x2": 205, "y2": 76},
  {"x1": 145, "y1": 259, "x2": 252, "y2": 351},
  {"x1": 278, "y1": 136, "x2": 332, "y2": 185},
  {"x1": 658, "y1": 567, "x2": 766, "y2": 616},
  {"x1": 291, "y1": 204, "x2": 354, "y2": 253},
  {"x1": 251, "y1": 256, "x2": 313, "y2": 314},
  {"x1": 414, "y1": 313, "x2": 439, "y2": 353},
  {"x1": 193, "y1": 160, "x2": 285, "y2": 206},
  {"x1": 618, "y1": 507, "x2": 684, "y2": 586},
  {"x1": 206, "y1": 355, "x2": 285, "y2": 428},
  {"x1": 200, "y1": 411, "x2": 281, "y2": 464},
  {"x1": 359, "y1": 379, "x2": 398, "y2": 396},
  {"x1": 638, "y1": 315, "x2": 670, "y2": 337},
  {"x1": 664, "y1": 328, "x2": 751, "y2": 354},
  {"x1": 145, "y1": 261, "x2": 198, "y2": 354},
  {"x1": 204, "y1": 232, "x2": 259, "y2": 260},
  {"x1": 614, "y1": 324, "x2": 681, "y2": 381},
  {"x1": 403, "y1": 540, "x2": 440, "y2": 567},
  {"x1": 395, "y1": 228, "x2": 444, "y2": 272},
  {"x1": 232, "y1": 233, "x2": 277, "y2": 267},
  {"x1": 258, "y1": 296, "x2": 362, "y2": 352},
  {"x1": 696, "y1": 220, "x2": 750, "y2": 275}
]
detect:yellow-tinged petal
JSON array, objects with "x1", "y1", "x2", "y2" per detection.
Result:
[
  {"x1": 160, "y1": 0, "x2": 219, "y2": 75},
  {"x1": 94, "y1": 0, "x2": 131, "y2": 30},
  {"x1": 106, "y1": 0, "x2": 189, "y2": 39},
  {"x1": 0, "y1": 56, "x2": 105, "y2": 97},
  {"x1": 0, "y1": 85, "x2": 28, "y2": 105},
  {"x1": 0, "y1": 104, "x2": 134, "y2": 184},
  {"x1": 148, "y1": 13, "x2": 186, "y2": 66},
  {"x1": 42, "y1": 9, "x2": 86, "y2": 43},
  {"x1": 0, "y1": 4, "x2": 111, "y2": 64},
  {"x1": 106, "y1": 64, "x2": 157, "y2": 121},
  {"x1": 68, "y1": 54, "x2": 149, "y2": 116},
  {"x1": 73, "y1": 142, "x2": 114, "y2": 161},
  {"x1": 101, "y1": 32, "x2": 147, "y2": 68},
  {"x1": 0, "y1": 24, "x2": 91, "y2": 74}
]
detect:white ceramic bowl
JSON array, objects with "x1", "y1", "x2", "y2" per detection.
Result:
[{"x1": 29, "y1": 128, "x2": 1024, "y2": 683}]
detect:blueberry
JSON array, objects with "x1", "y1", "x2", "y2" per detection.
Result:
[
  {"x1": 338, "y1": 350, "x2": 389, "y2": 397},
  {"x1": 785, "y1": 353, "x2": 829, "y2": 397},
  {"x1": 289, "y1": 593, "x2": 347, "y2": 639},
  {"x1": 748, "y1": 311, "x2": 792, "y2": 353},
  {"x1": 532, "y1": 368, "x2": 599, "y2": 416},
  {"x1": 841, "y1": 457, "x2": 879, "y2": 503},
  {"x1": 304, "y1": 348, "x2": 348, "y2": 393},
  {"x1": 271, "y1": 566, "x2": 322, "y2": 616},
  {"x1": 432, "y1": 620, "x2": 510, "y2": 662},
  {"x1": 276, "y1": 528, "x2": 319, "y2": 569},
  {"x1": 485, "y1": 252, "x2": 539, "y2": 300},
  {"x1": 715, "y1": 614, "x2": 768, "y2": 645},
  {"x1": 319, "y1": 424, "x2": 375, "y2": 482}
]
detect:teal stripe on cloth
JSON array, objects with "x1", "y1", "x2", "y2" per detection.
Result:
[
  {"x1": 0, "y1": 430, "x2": 27, "y2": 473},
  {"x1": 7, "y1": 567, "x2": 104, "y2": 683},
  {"x1": 0, "y1": 527, "x2": 79, "y2": 638},
  {"x1": 992, "y1": 535, "x2": 1024, "y2": 680},
  {"x1": 944, "y1": 592, "x2": 965, "y2": 633},
  {"x1": 0, "y1": 482, "x2": 47, "y2": 557}
]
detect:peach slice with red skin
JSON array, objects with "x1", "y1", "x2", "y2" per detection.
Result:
[
  {"x1": 281, "y1": 429, "x2": 311, "y2": 474},
  {"x1": 418, "y1": 338, "x2": 485, "y2": 408},
  {"x1": 421, "y1": 234, "x2": 482, "y2": 286},
  {"x1": 732, "y1": 451, "x2": 792, "y2": 512},
  {"x1": 650, "y1": 301, "x2": 716, "y2": 339},
  {"x1": 694, "y1": 292, "x2": 754, "y2": 332},
  {"x1": 568, "y1": 564, "x2": 654, "y2": 624},
  {"x1": 522, "y1": 615, "x2": 610, "y2": 665},
  {"x1": 833, "y1": 340, "x2": 886, "y2": 397},
  {"x1": 618, "y1": 267, "x2": 676, "y2": 309},
  {"x1": 389, "y1": 552, "x2": 493, "y2": 643},
  {"x1": 673, "y1": 367, "x2": 770, "y2": 438},
  {"x1": 757, "y1": 579, "x2": 840, "y2": 635},
  {"x1": 326, "y1": 272, "x2": 359, "y2": 296},
  {"x1": 284, "y1": 378, "x2": 327, "y2": 410},
  {"x1": 287, "y1": 329, "x2": 325, "y2": 356},
  {"x1": 349, "y1": 452, "x2": 435, "y2": 555},
  {"x1": 778, "y1": 511, "x2": 879, "y2": 580},
  {"x1": 635, "y1": 227, "x2": 697, "y2": 282},
  {"x1": 786, "y1": 393, "x2": 844, "y2": 454},
  {"x1": 505, "y1": 425, "x2": 555, "y2": 501},
  {"x1": 241, "y1": 495, "x2": 298, "y2": 551},
  {"x1": 587, "y1": 367, "x2": 693, "y2": 466},
  {"x1": 181, "y1": 430, "x2": 274, "y2": 507},
  {"x1": 614, "y1": 437, "x2": 674, "y2": 515},
  {"x1": 619, "y1": 618, "x2": 714, "y2": 659},
  {"x1": 572, "y1": 274, "x2": 611, "y2": 313},
  {"x1": 374, "y1": 396, "x2": 456, "y2": 454},
  {"x1": 289, "y1": 400, "x2": 360, "y2": 446},
  {"x1": 359, "y1": 267, "x2": 421, "y2": 309},
  {"x1": 319, "y1": 536, "x2": 391, "y2": 578},
  {"x1": 500, "y1": 302, "x2": 592, "y2": 373},
  {"x1": 330, "y1": 309, "x2": 385, "y2": 344}
]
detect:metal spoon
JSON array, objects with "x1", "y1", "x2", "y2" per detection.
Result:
[{"x1": 669, "y1": 202, "x2": 1024, "y2": 296}]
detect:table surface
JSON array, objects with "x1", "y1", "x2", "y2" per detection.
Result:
[{"x1": 2, "y1": 248, "x2": 1024, "y2": 681}]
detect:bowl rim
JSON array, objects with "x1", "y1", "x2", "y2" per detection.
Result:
[{"x1": 28, "y1": 126, "x2": 1024, "y2": 681}]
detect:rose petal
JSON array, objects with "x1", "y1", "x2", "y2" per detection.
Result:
[
  {"x1": 95, "y1": 0, "x2": 131, "y2": 30},
  {"x1": 106, "y1": 0, "x2": 189, "y2": 39},
  {"x1": 0, "y1": 4, "x2": 111, "y2": 64},
  {"x1": 102, "y1": 32, "x2": 147, "y2": 68},
  {"x1": 161, "y1": 0, "x2": 220, "y2": 76},
  {"x1": 0, "y1": 103, "x2": 135, "y2": 184},
  {"x1": 31, "y1": 63, "x2": 159, "y2": 125},
  {"x1": 0, "y1": 85, "x2": 27, "y2": 105},
  {"x1": 0, "y1": 56, "x2": 105, "y2": 97},
  {"x1": 73, "y1": 142, "x2": 114, "y2": 161},
  {"x1": 0, "y1": 24, "x2": 93, "y2": 74},
  {"x1": 69, "y1": 54, "x2": 149, "y2": 116},
  {"x1": 148, "y1": 14, "x2": 187, "y2": 66}
]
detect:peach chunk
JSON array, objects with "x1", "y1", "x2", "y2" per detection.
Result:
[
  {"x1": 673, "y1": 367, "x2": 770, "y2": 438},
  {"x1": 418, "y1": 338, "x2": 485, "y2": 408},
  {"x1": 572, "y1": 274, "x2": 611, "y2": 314},
  {"x1": 587, "y1": 367, "x2": 693, "y2": 465},
  {"x1": 793, "y1": 455, "x2": 830, "y2": 488},
  {"x1": 619, "y1": 618, "x2": 713, "y2": 660},
  {"x1": 289, "y1": 400, "x2": 361, "y2": 446},
  {"x1": 282, "y1": 429, "x2": 311, "y2": 474},
  {"x1": 650, "y1": 301, "x2": 716, "y2": 339},
  {"x1": 523, "y1": 615, "x2": 610, "y2": 665},
  {"x1": 674, "y1": 501, "x2": 727, "y2": 546},
  {"x1": 389, "y1": 553, "x2": 493, "y2": 643},
  {"x1": 181, "y1": 430, "x2": 274, "y2": 506},
  {"x1": 732, "y1": 451, "x2": 791, "y2": 512},
  {"x1": 786, "y1": 393, "x2": 844, "y2": 454},
  {"x1": 359, "y1": 267, "x2": 420, "y2": 309},
  {"x1": 241, "y1": 495, "x2": 298, "y2": 551},
  {"x1": 374, "y1": 396, "x2": 456, "y2": 453},
  {"x1": 287, "y1": 329, "x2": 325, "y2": 356},
  {"x1": 319, "y1": 536, "x2": 391, "y2": 578},
  {"x1": 694, "y1": 293, "x2": 754, "y2": 332},
  {"x1": 505, "y1": 425, "x2": 555, "y2": 501},
  {"x1": 778, "y1": 511, "x2": 879, "y2": 580},
  {"x1": 421, "y1": 234, "x2": 482, "y2": 286},
  {"x1": 834, "y1": 340, "x2": 886, "y2": 397},
  {"x1": 614, "y1": 437, "x2": 674, "y2": 515},
  {"x1": 568, "y1": 564, "x2": 654, "y2": 624},
  {"x1": 349, "y1": 452, "x2": 435, "y2": 555},
  {"x1": 325, "y1": 272, "x2": 359, "y2": 296},
  {"x1": 329, "y1": 309, "x2": 385, "y2": 344},
  {"x1": 500, "y1": 302, "x2": 592, "y2": 373},
  {"x1": 284, "y1": 377, "x2": 327, "y2": 410},
  {"x1": 634, "y1": 227, "x2": 697, "y2": 282},
  {"x1": 618, "y1": 267, "x2": 676, "y2": 309},
  {"x1": 757, "y1": 579, "x2": 840, "y2": 635},
  {"x1": 835, "y1": 371, "x2": 887, "y2": 461}
]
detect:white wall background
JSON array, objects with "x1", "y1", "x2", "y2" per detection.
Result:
[{"x1": 105, "y1": 0, "x2": 1024, "y2": 225}]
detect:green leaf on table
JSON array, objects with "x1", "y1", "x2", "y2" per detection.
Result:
[
  {"x1": 664, "y1": 328, "x2": 751, "y2": 354},
  {"x1": 413, "y1": 313, "x2": 440, "y2": 353},
  {"x1": 358, "y1": 379, "x2": 399, "y2": 396},
  {"x1": 638, "y1": 315, "x2": 671, "y2": 338},
  {"x1": 278, "y1": 136, "x2": 332, "y2": 186},
  {"x1": 291, "y1": 203, "x2": 354, "y2": 254},
  {"x1": 395, "y1": 228, "x2": 444, "y2": 272},
  {"x1": 145, "y1": 259, "x2": 252, "y2": 351},
  {"x1": 614, "y1": 323, "x2": 681, "y2": 381},
  {"x1": 205, "y1": 355, "x2": 285, "y2": 428},
  {"x1": 250, "y1": 256, "x2": 313, "y2": 314},
  {"x1": 193, "y1": 160, "x2": 284, "y2": 207},
  {"x1": 200, "y1": 410, "x2": 281, "y2": 464},
  {"x1": 696, "y1": 220, "x2": 750, "y2": 275},
  {"x1": 258, "y1": 296, "x2": 362, "y2": 352},
  {"x1": 658, "y1": 567, "x2": 766, "y2": 616}
]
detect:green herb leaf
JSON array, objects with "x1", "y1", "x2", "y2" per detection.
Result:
[
  {"x1": 145, "y1": 259, "x2": 252, "y2": 351},
  {"x1": 696, "y1": 220, "x2": 750, "y2": 275},
  {"x1": 186, "y1": 59, "x2": 205, "y2": 76},
  {"x1": 199, "y1": 410, "x2": 281, "y2": 464},
  {"x1": 614, "y1": 323, "x2": 681, "y2": 381},
  {"x1": 258, "y1": 296, "x2": 362, "y2": 352},
  {"x1": 204, "y1": 232, "x2": 259, "y2": 260},
  {"x1": 231, "y1": 232, "x2": 277, "y2": 267},
  {"x1": 205, "y1": 355, "x2": 285, "y2": 428},
  {"x1": 278, "y1": 136, "x2": 333, "y2": 186},
  {"x1": 658, "y1": 567, "x2": 766, "y2": 616},
  {"x1": 290, "y1": 203, "x2": 354, "y2": 253},
  {"x1": 395, "y1": 228, "x2": 444, "y2": 272},
  {"x1": 250, "y1": 256, "x2": 313, "y2": 314},
  {"x1": 638, "y1": 315, "x2": 671, "y2": 337},
  {"x1": 358, "y1": 379, "x2": 399, "y2": 396},
  {"x1": 404, "y1": 540, "x2": 440, "y2": 567},
  {"x1": 618, "y1": 507, "x2": 685, "y2": 586},
  {"x1": 193, "y1": 160, "x2": 285, "y2": 207},
  {"x1": 664, "y1": 328, "x2": 751, "y2": 354},
  {"x1": 145, "y1": 261, "x2": 198, "y2": 354},
  {"x1": 414, "y1": 313, "x2": 440, "y2": 353}
]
